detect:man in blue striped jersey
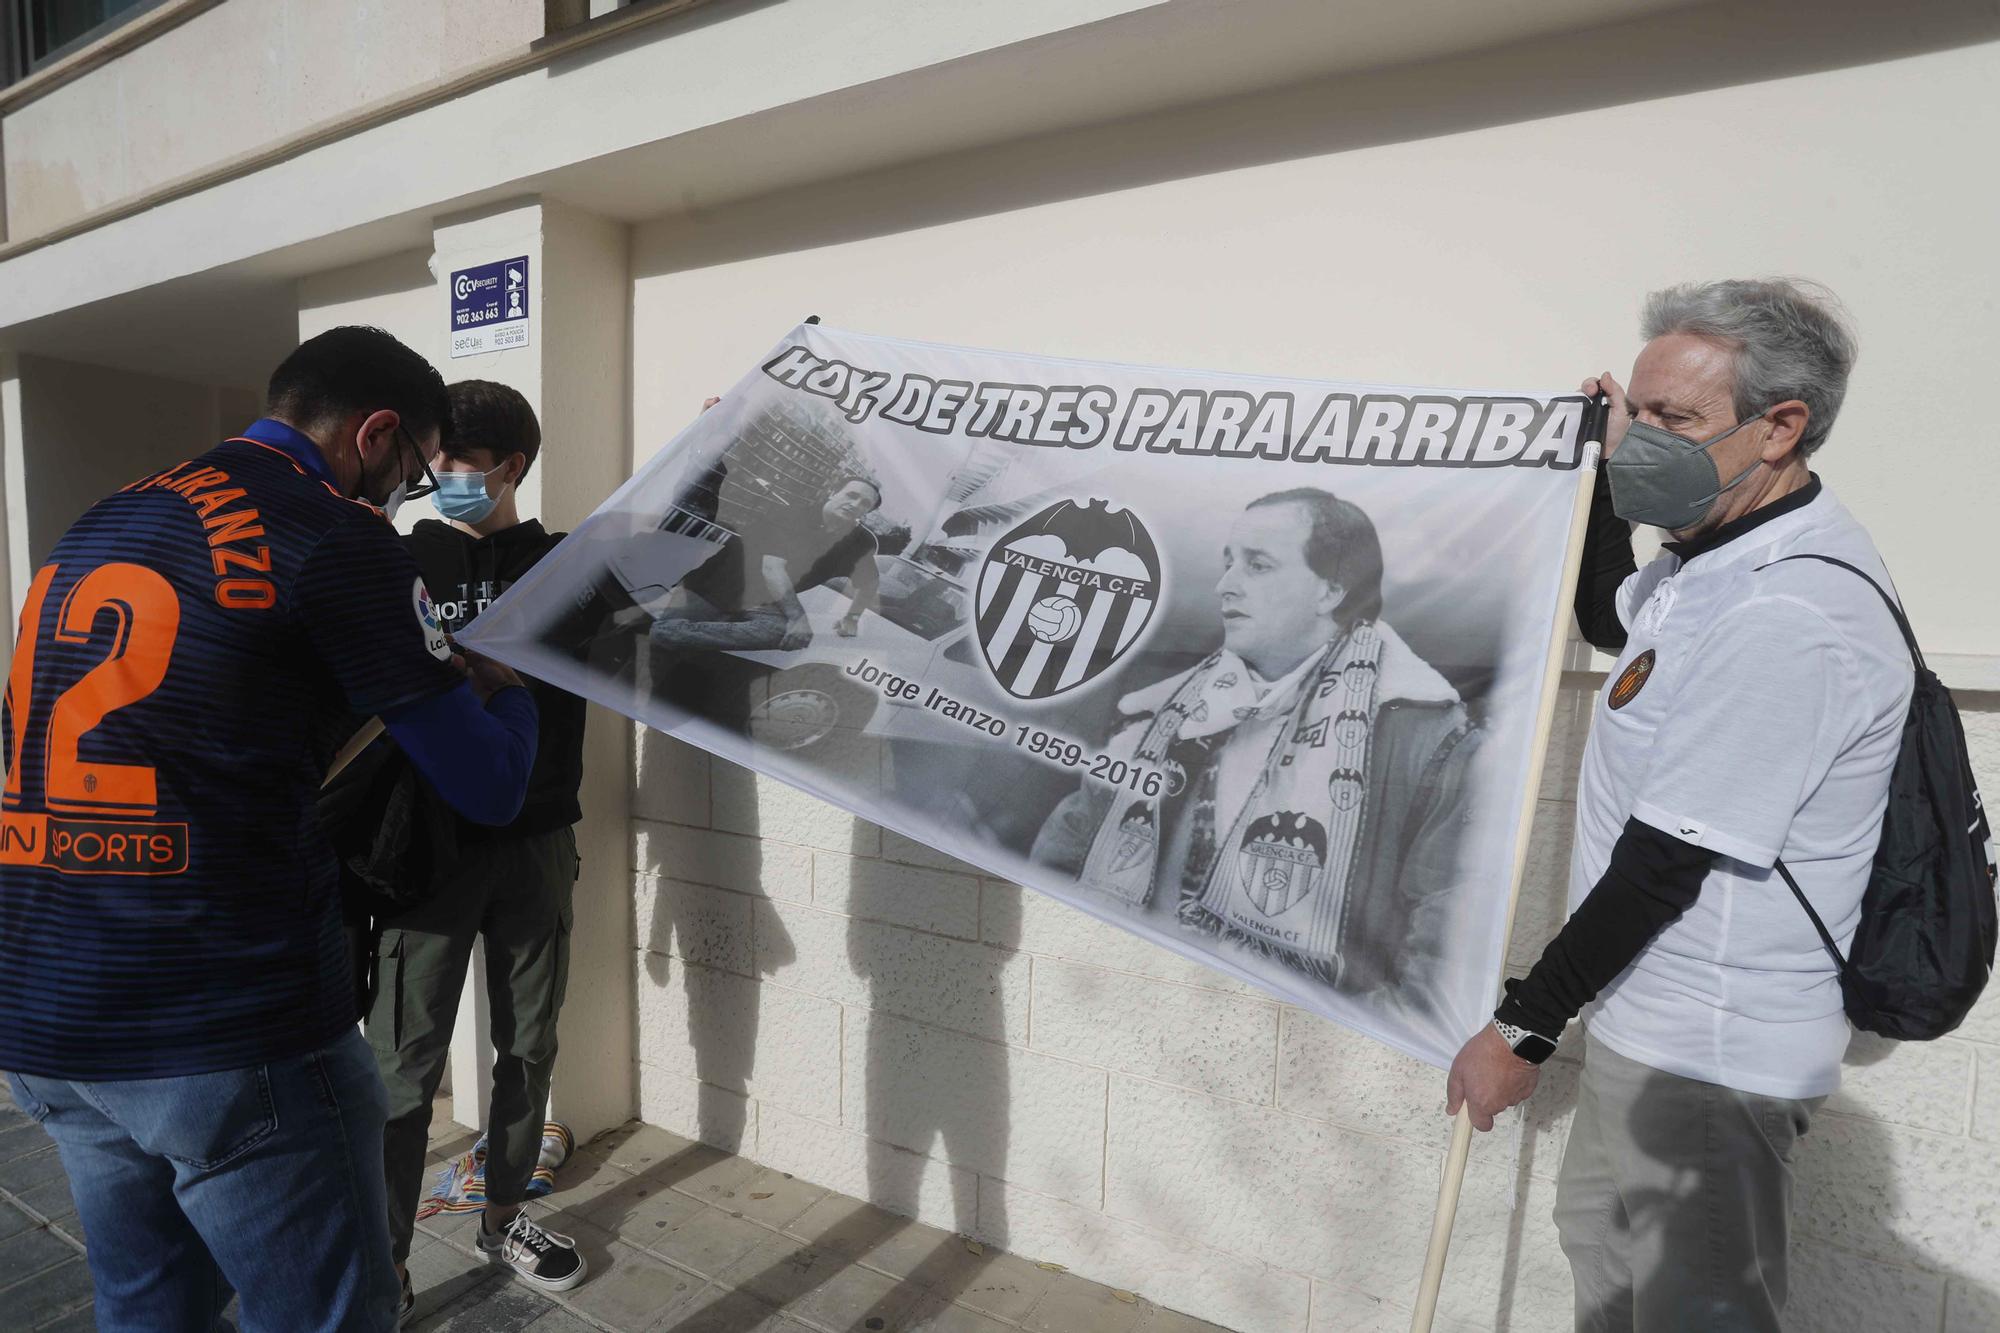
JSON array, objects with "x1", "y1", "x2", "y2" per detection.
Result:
[{"x1": 0, "y1": 326, "x2": 539, "y2": 1332}]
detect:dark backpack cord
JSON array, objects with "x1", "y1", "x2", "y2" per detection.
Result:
[
  {"x1": 1758, "y1": 552, "x2": 1918, "y2": 979},
  {"x1": 1773, "y1": 858, "x2": 1850, "y2": 972}
]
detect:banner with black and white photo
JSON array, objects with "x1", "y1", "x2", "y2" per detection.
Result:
[{"x1": 460, "y1": 323, "x2": 1592, "y2": 1068}]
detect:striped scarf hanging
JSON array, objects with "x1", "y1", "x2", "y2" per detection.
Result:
[{"x1": 1080, "y1": 623, "x2": 1384, "y2": 976}]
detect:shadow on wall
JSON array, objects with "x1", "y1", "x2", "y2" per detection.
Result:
[
  {"x1": 843, "y1": 739, "x2": 1027, "y2": 1326},
  {"x1": 850, "y1": 769, "x2": 1019, "y2": 1231},
  {"x1": 628, "y1": 0, "x2": 2000, "y2": 282},
  {"x1": 640, "y1": 887, "x2": 796, "y2": 1163},
  {"x1": 1786, "y1": 1042, "x2": 1965, "y2": 1333},
  {"x1": 627, "y1": 716, "x2": 1032, "y2": 1327},
  {"x1": 641, "y1": 656, "x2": 796, "y2": 1158}
]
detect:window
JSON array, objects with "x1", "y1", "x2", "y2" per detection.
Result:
[{"x1": 4, "y1": 0, "x2": 164, "y2": 87}]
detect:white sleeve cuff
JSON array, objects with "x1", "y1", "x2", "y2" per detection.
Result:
[{"x1": 1631, "y1": 801, "x2": 1779, "y2": 868}]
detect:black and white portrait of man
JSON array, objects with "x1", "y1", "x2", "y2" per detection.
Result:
[{"x1": 1031, "y1": 487, "x2": 1481, "y2": 1002}]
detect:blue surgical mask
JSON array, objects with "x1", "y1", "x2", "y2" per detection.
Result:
[{"x1": 433, "y1": 465, "x2": 504, "y2": 524}]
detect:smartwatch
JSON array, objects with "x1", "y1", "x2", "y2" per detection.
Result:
[{"x1": 1492, "y1": 1018, "x2": 1558, "y2": 1065}]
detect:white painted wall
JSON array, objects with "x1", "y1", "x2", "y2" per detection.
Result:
[
  {"x1": 618, "y1": 35, "x2": 2000, "y2": 1333},
  {"x1": 0, "y1": 353, "x2": 18, "y2": 671},
  {"x1": 297, "y1": 247, "x2": 444, "y2": 543},
  {"x1": 0, "y1": 353, "x2": 22, "y2": 633},
  {"x1": 0, "y1": 0, "x2": 1172, "y2": 327},
  {"x1": 625, "y1": 36, "x2": 2000, "y2": 661},
  {"x1": 1, "y1": 354, "x2": 254, "y2": 613},
  {"x1": 2, "y1": 0, "x2": 547, "y2": 242},
  {"x1": 298, "y1": 248, "x2": 442, "y2": 382}
]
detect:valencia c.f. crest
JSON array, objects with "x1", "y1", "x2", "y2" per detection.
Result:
[
  {"x1": 974, "y1": 498, "x2": 1160, "y2": 700},
  {"x1": 1107, "y1": 802, "x2": 1158, "y2": 875},
  {"x1": 1236, "y1": 811, "x2": 1328, "y2": 917}
]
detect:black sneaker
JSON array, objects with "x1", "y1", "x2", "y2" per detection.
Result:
[
  {"x1": 397, "y1": 1269, "x2": 415, "y2": 1327},
  {"x1": 476, "y1": 1210, "x2": 588, "y2": 1292}
]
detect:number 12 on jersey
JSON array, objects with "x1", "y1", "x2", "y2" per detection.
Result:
[{"x1": 1, "y1": 562, "x2": 190, "y2": 876}]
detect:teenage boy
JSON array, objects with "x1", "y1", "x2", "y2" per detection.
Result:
[{"x1": 367, "y1": 381, "x2": 590, "y2": 1316}]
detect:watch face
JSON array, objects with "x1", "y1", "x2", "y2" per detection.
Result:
[
  {"x1": 1494, "y1": 1019, "x2": 1557, "y2": 1064},
  {"x1": 1514, "y1": 1032, "x2": 1558, "y2": 1064}
]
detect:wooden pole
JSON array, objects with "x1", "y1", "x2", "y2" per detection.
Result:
[
  {"x1": 1409, "y1": 434, "x2": 1603, "y2": 1333},
  {"x1": 322, "y1": 716, "x2": 384, "y2": 788},
  {"x1": 1411, "y1": 1109, "x2": 1479, "y2": 1333}
]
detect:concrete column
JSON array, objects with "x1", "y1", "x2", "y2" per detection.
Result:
[
  {"x1": 0, "y1": 350, "x2": 258, "y2": 707},
  {"x1": 430, "y1": 199, "x2": 637, "y2": 1142},
  {"x1": 0, "y1": 354, "x2": 244, "y2": 614},
  {"x1": 1, "y1": 352, "x2": 23, "y2": 629}
]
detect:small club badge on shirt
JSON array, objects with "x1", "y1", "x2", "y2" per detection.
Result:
[{"x1": 1608, "y1": 648, "x2": 1656, "y2": 711}]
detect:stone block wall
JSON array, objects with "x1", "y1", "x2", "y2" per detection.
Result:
[{"x1": 626, "y1": 685, "x2": 2000, "y2": 1332}]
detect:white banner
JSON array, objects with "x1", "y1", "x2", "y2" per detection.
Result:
[{"x1": 462, "y1": 323, "x2": 1592, "y2": 1067}]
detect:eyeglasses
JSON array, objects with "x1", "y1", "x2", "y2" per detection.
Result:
[{"x1": 395, "y1": 424, "x2": 442, "y2": 501}]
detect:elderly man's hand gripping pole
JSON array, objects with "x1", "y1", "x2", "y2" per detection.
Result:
[
  {"x1": 1445, "y1": 1025, "x2": 1542, "y2": 1132},
  {"x1": 1581, "y1": 371, "x2": 1634, "y2": 455}
]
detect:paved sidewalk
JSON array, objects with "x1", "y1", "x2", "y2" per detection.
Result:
[
  {"x1": 0, "y1": 1086, "x2": 1232, "y2": 1333},
  {"x1": 0, "y1": 1087, "x2": 95, "y2": 1331}
]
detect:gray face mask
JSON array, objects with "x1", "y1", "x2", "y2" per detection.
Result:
[{"x1": 1606, "y1": 414, "x2": 1764, "y2": 531}]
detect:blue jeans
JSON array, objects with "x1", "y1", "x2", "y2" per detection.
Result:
[{"x1": 8, "y1": 1027, "x2": 398, "y2": 1333}]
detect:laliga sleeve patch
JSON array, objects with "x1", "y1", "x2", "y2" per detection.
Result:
[
  {"x1": 1608, "y1": 648, "x2": 1656, "y2": 711},
  {"x1": 414, "y1": 578, "x2": 452, "y2": 661}
]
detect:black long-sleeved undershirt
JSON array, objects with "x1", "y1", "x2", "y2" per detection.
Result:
[
  {"x1": 1573, "y1": 467, "x2": 1637, "y2": 654},
  {"x1": 1495, "y1": 817, "x2": 1718, "y2": 1041}
]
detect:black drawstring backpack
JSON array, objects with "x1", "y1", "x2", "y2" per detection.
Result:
[{"x1": 1763, "y1": 554, "x2": 1998, "y2": 1040}]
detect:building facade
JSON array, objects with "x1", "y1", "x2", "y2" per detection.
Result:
[{"x1": 2, "y1": 2, "x2": 1997, "y2": 1329}]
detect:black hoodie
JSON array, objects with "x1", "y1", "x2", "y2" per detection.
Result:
[{"x1": 405, "y1": 518, "x2": 586, "y2": 836}]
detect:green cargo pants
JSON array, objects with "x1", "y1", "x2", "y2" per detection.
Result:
[{"x1": 365, "y1": 824, "x2": 578, "y2": 1264}]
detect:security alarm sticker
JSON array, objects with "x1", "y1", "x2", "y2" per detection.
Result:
[{"x1": 450, "y1": 256, "x2": 531, "y2": 358}]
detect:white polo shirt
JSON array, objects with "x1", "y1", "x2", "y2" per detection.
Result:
[{"x1": 1572, "y1": 482, "x2": 1912, "y2": 1099}]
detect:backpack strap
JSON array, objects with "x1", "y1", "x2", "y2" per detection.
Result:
[
  {"x1": 1756, "y1": 552, "x2": 1917, "y2": 978},
  {"x1": 1760, "y1": 548, "x2": 1896, "y2": 976},
  {"x1": 1756, "y1": 553, "x2": 1925, "y2": 670},
  {"x1": 1773, "y1": 856, "x2": 1850, "y2": 972}
]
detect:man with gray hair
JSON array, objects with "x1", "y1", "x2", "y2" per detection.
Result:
[{"x1": 1443, "y1": 279, "x2": 1912, "y2": 1331}]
